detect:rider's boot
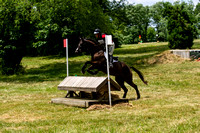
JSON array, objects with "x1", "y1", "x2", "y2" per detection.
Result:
[{"x1": 109, "y1": 55, "x2": 113, "y2": 68}]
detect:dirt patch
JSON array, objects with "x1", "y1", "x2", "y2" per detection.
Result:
[
  {"x1": 87, "y1": 103, "x2": 133, "y2": 111},
  {"x1": 87, "y1": 104, "x2": 111, "y2": 111},
  {"x1": 137, "y1": 51, "x2": 187, "y2": 65}
]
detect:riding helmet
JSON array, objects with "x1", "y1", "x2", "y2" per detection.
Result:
[{"x1": 94, "y1": 29, "x2": 101, "y2": 35}]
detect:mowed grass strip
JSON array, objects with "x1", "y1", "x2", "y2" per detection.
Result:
[{"x1": 0, "y1": 40, "x2": 200, "y2": 132}]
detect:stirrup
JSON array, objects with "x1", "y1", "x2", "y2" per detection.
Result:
[
  {"x1": 113, "y1": 56, "x2": 118, "y2": 61},
  {"x1": 109, "y1": 63, "x2": 113, "y2": 68}
]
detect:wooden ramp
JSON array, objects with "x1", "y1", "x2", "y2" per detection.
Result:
[
  {"x1": 52, "y1": 76, "x2": 129, "y2": 108},
  {"x1": 58, "y1": 76, "x2": 121, "y2": 92}
]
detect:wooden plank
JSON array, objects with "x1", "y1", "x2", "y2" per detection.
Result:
[
  {"x1": 58, "y1": 77, "x2": 68, "y2": 86},
  {"x1": 74, "y1": 77, "x2": 89, "y2": 87},
  {"x1": 52, "y1": 98, "x2": 87, "y2": 107},
  {"x1": 85, "y1": 77, "x2": 106, "y2": 88},
  {"x1": 51, "y1": 97, "x2": 129, "y2": 108},
  {"x1": 95, "y1": 78, "x2": 121, "y2": 91},
  {"x1": 51, "y1": 98, "x2": 100, "y2": 108},
  {"x1": 79, "y1": 77, "x2": 94, "y2": 88},
  {"x1": 59, "y1": 76, "x2": 74, "y2": 86},
  {"x1": 64, "y1": 77, "x2": 80, "y2": 87},
  {"x1": 171, "y1": 50, "x2": 200, "y2": 59},
  {"x1": 58, "y1": 76, "x2": 106, "y2": 91},
  {"x1": 82, "y1": 77, "x2": 102, "y2": 88},
  {"x1": 71, "y1": 77, "x2": 85, "y2": 87},
  {"x1": 58, "y1": 76, "x2": 121, "y2": 92},
  {"x1": 95, "y1": 78, "x2": 108, "y2": 91},
  {"x1": 58, "y1": 76, "x2": 105, "y2": 89},
  {"x1": 58, "y1": 86, "x2": 96, "y2": 92}
]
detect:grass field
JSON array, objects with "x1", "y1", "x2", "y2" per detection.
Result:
[{"x1": 0, "y1": 40, "x2": 200, "y2": 132}]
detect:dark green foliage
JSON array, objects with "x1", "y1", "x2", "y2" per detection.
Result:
[
  {"x1": 0, "y1": 0, "x2": 35, "y2": 75},
  {"x1": 116, "y1": 4, "x2": 151, "y2": 44},
  {"x1": 147, "y1": 27, "x2": 156, "y2": 42},
  {"x1": 194, "y1": 2, "x2": 200, "y2": 15},
  {"x1": 190, "y1": 51, "x2": 200, "y2": 60},
  {"x1": 32, "y1": 0, "x2": 116, "y2": 56},
  {"x1": 194, "y1": 3, "x2": 200, "y2": 38},
  {"x1": 164, "y1": 2, "x2": 195, "y2": 49},
  {"x1": 151, "y1": 2, "x2": 168, "y2": 42}
]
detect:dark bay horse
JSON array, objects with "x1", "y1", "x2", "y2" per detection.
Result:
[{"x1": 75, "y1": 38, "x2": 148, "y2": 99}]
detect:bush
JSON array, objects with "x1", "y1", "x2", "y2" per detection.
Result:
[
  {"x1": 164, "y1": 2, "x2": 195, "y2": 49},
  {"x1": 0, "y1": 0, "x2": 34, "y2": 75}
]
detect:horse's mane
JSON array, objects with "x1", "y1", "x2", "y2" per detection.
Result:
[
  {"x1": 82, "y1": 38, "x2": 104, "y2": 52},
  {"x1": 85, "y1": 38, "x2": 98, "y2": 45}
]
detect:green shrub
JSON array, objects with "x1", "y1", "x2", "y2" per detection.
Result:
[
  {"x1": 0, "y1": 0, "x2": 34, "y2": 75},
  {"x1": 164, "y1": 2, "x2": 195, "y2": 49}
]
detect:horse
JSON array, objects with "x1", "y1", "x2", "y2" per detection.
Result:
[{"x1": 75, "y1": 38, "x2": 148, "y2": 99}]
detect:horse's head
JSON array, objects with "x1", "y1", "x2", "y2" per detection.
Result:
[
  {"x1": 75, "y1": 38, "x2": 87, "y2": 53},
  {"x1": 75, "y1": 38, "x2": 99, "y2": 54}
]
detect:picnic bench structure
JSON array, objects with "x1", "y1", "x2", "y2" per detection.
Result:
[{"x1": 51, "y1": 76, "x2": 128, "y2": 107}]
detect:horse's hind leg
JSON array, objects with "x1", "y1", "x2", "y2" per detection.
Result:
[
  {"x1": 126, "y1": 80, "x2": 140, "y2": 99},
  {"x1": 115, "y1": 76, "x2": 128, "y2": 98}
]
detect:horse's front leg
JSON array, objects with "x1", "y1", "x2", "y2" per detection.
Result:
[
  {"x1": 82, "y1": 61, "x2": 91, "y2": 74},
  {"x1": 87, "y1": 65, "x2": 99, "y2": 75}
]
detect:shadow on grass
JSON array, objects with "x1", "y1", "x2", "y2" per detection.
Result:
[
  {"x1": 0, "y1": 61, "x2": 86, "y2": 83},
  {"x1": 115, "y1": 44, "x2": 169, "y2": 55}
]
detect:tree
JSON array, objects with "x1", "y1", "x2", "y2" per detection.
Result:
[
  {"x1": 33, "y1": 0, "x2": 77, "y2": 55},
  {"x1": 194, "y1": 2, "x2": 200, "y2": 15},
  {"x1": 147, "y1": 27, "x2": 156, "y2": 42},
  {"x1": 164, "y1": 2, "x2": 195, "y2": 49},
  {"x1": 0, "y1": 0, "x2": 36, "y2": 75},
  {"x1": 33, "y1": 0, "x2": 114, "y2": 55},
  {"x1": 151, "y1": 2, "x2": 168, "y2": 42},
  {"x1": 194, "y1": 3, "x2": 200, "y2": 38},
  {"x1": 120, "y1": 4, "x2": 151, "y2": 44}
]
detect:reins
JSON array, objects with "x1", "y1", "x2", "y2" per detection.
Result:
[
  {"x1": 83, "y1": 39, "x2": 102, "y2": 54},
  {"x1": 84, "y1": 39, "x2": 99, "y2": 47}
]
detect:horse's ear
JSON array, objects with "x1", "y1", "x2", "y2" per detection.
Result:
[{"x1": 79, "y1": 37, "x2": 84, "y2": 42}]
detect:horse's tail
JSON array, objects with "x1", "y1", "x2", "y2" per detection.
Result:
[{"x1": 131, "y1": 66, "x2": 148, "y2": 85}]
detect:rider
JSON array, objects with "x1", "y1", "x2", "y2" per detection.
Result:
[
  {"x1": 94, "y1": 29, "x2": 114, "y2": 67},
  {"x1": 94, "y1": 29, "x2": 106, "y2": 47}
]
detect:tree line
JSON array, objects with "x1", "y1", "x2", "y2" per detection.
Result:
[{"x1": 0, "y1": 0, "x2": 200, "y2": 75}]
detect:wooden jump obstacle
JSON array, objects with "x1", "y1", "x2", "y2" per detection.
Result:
[
  {"x1": 171, "y1": 50, "x2": 200, "y2": 59},
  {"x1": 51, "y1": 76, "x2": 128, "y2": 107}
]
